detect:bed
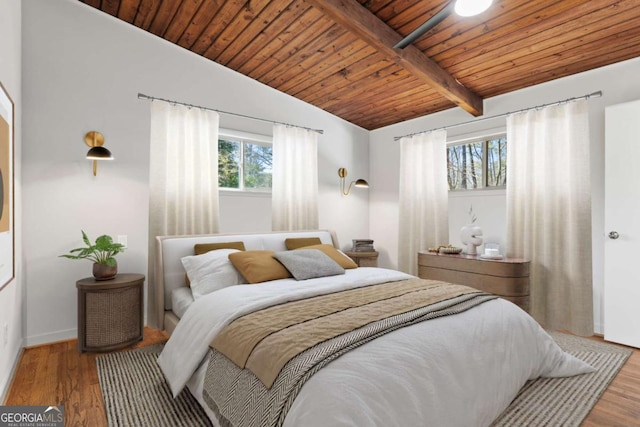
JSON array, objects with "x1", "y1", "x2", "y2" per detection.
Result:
[{"x1": 154, "y1": 230, "x2": 593, "y2": 427}]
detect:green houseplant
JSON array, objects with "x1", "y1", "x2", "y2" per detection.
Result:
[{"x1": 60, "y1": 230, "x2": 125, "y2": 280}]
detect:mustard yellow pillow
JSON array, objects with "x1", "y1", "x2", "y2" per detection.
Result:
[
  {"x1": 228, "y1": 250, "x2": 292, "y2": 284},
  {"x1": 195, "y1": 241, "x2": 246, "y2": 255},
  {"x1": 284, "y1": 237, "x2": 322, "y2": 250},
  {"x1": 295, "y1": 244, "x2": 358, "y2": 269}
]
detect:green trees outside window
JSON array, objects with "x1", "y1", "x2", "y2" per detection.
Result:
[{"x1": 218, "y1": 137, "x2": 272, "y2": 192}]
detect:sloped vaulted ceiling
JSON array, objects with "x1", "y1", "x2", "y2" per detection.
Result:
[{"x1": 79, "y1": 0, "x2": 640, "y2": 130}]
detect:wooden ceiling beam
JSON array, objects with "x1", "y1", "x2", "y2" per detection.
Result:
[{"x1": 305, "y1": 0, "x2": 483, "y2": 116}]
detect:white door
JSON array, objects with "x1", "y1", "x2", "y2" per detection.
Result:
[{"x1": 604, "y1": 99, "x2": 640, "y2": 348}]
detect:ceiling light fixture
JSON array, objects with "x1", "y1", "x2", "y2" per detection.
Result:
[
  {"x1": 454, "y1": 0, "x2": 493, "y2": 17},
  {"x1": 394, "y1": 0, "x2": 493, "y2": 49}
]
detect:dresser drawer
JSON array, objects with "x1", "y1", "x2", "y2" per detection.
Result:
[
  {"x1": 418, "y1": 251, "x2": 530, "y2": 313},
  {"x1": 418, "y1": 252, "x2": 529, "y2": 277}
]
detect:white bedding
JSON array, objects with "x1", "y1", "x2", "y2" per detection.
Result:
[
  {"x1": 158, "y1": 267, "x2": 593, "y2": 427},
  {"x1": 170, "y1": 287, "x2": 194, "y2": 319}
]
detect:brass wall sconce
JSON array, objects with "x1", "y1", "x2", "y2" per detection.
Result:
[
  {"x1": 85, "y1": 131, "x2": 113, "y2": 176},
  {"x1": 338, "y1": 167, "x2": 369, "y2": 196}
]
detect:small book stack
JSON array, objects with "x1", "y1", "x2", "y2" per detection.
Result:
[{"x1": 352, "y1": 239, "x2": 375, "y2": 252}]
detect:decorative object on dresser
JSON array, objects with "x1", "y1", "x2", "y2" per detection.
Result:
[
  {"x1": 76, "y1": 273, "x2": 144, "y2": 353},
  {"x1": 460, "y1": 205, "x2": 483, "y2": 255},
  {"x1": 460, "y1": 225, "x2": 483, "y2": 254},
  {"x1": 427, "y1": 244, "x2": 463, "y2": 254},
  {"x1": 481, "y1": 242, "x2": 503, "y2": 260},
  {"x1": 60, "y1": 230, "x2": 125, "y2": 280},
  {"x1": 417, "y1": 251, "x2": 530, "y2": 312}
]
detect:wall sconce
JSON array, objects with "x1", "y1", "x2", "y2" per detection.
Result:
[
  {"x1": 338, "y1": 167, "x2": 369, "y2": 196},
  {"x1": 85, "y1": 131, "x2": 113, "y2": 176}
]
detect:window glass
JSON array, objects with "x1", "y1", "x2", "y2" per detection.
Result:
[
  {"x1": 447, "y1": 135, "x2": 507, "y2": 190},
  {"x1": 218, "y1": 139, "x2": 241, "y2": 189},
  {"x1": 447, "y1": 141, "x2": 483, "y2": 190},
  {"x1": 218, "y1": 131, "x2": 272, "y2": 192},
  {"x1": 486, "y1": 137, "x2": 507, "y2": 187},
  {"x1": 243, "y1": 142, "x2": 272, "y2": 191}
]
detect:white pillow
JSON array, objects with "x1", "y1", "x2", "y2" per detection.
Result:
[{"x1": 181, "y1": 248, "x2": 246, "y2": 299}]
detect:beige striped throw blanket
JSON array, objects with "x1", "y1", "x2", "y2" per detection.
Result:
[{"x1": 203, "y1": 278, "x2": 497, "y2": 427}]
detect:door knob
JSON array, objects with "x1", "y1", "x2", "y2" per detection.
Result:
[{"x1": 609, "y1": 231, "x2": 620, "y2": 240}]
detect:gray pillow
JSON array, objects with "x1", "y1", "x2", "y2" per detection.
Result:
[{"x1": 274, "y1": 249, "x2": 345, "y2": 280}]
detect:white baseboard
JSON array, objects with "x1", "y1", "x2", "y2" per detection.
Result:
[
  {"x1": 24, "y1": 328, "x2": 77, "y2": 348},
  {"x1": 594, "y1": 322, "x2": 603, "y2": 336},
  {"x1": 1, "y1": 338, "x2": 24, "y2": 404},
  {"x1": 2, "y1": 329, "x2": 78, "y2": 402}
]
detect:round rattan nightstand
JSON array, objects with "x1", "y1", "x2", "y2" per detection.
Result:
[{"x1": 76, "y1": 273, "x2": 144, "y2": 353}]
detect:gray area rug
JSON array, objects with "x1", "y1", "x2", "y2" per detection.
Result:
[
  {"x1": 97, "y1": 344, "x2": 212, "y2": 427},
  {"x1": 492, "y1": 332, "x2": 632, "y2": 426},
  {"x1": 97, "y1": 333, "x2": 632, "y2": 427}
]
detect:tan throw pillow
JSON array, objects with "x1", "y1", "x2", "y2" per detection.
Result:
[
  {"x1": 295, "y1": 244, "x2": 358, "y2": 269},
  {"x1": 228, "y1": 250, "x2": 292, "y2": 284},
  {"x1": 195, "y1": 241, "x2": 246, "y2": 255},
  {"x1": 284, "y1": 237, "x2": 322, "y2": 250}
]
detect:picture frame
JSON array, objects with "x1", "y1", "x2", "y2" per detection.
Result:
[{"x1": 0, "y1": 81, "x2": 14, "y2": 290}]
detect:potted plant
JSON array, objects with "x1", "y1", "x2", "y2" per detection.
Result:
[{"x1": 60, "y1": 230, "x2": 125, "y2": 280}]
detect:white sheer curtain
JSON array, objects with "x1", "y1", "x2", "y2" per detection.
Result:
[
  {"x1": 148, "y1": 100, "x2": 220, "y2": 327},
  {"x1": 271, "y1": 124, "x2": 318, "y2": 231},
  {"x1": 506, "y1": 99, "x2": 593, "y2": 336},
  {"x1": 398, "y1": 130, "x2": 449, "y2": 275}
]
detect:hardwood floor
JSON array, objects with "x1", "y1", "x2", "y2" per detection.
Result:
[
  {"x1": 4, "y1": 327, "x2": 168, "y2": 427},
  {"x1": 582, "y1": 338, "x2": 640, "y2": 426},
  {"x1": 4, "y1": 329, "x2": 640, "y2": 426}
]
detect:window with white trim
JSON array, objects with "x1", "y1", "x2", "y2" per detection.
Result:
[
  {"x1": 218, "y1": 129, "x2": 272, "y2": 192},
  {"x1": 447, "y1": 135, "x2": 507, "y2": 190}
]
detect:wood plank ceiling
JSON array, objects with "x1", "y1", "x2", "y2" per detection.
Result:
[{"x1": 79, "y1": 0, "x2": 640, "y2": 130}]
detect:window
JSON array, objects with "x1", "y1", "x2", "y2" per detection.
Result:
[
  {"x1": 218, "y1": 130, "x2": 272, "y2": 192},
  {"x1": 447, "y1": 135, "x2": 507, "y2": 190}
]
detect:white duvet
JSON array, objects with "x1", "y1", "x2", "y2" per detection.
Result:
[{"x1": 158, "y1": 268, "x2": 594, "y2": 427}]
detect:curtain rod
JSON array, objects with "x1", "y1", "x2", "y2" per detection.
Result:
[
  {"x1": 137, "y1": 93, "x2": 324, "y2": 135},
  {"x1": 394, "y1": 91, "x2": 603, "y2": 141}
]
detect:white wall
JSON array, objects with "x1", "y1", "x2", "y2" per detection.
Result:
[
  {"x1": 0, "y1": 0, "x2": 22, "y2": 401},
  {"x1": 370, "y1": 56, "x2": 640, "y2": 334},
  {"x1": 22, "y1": 0, "x2": 370, "y2": 345},
  {"x1": 449, "y1": 189, "x2": 507, "y2": 253}
]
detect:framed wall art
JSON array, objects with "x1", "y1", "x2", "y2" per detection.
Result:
[{"x1": 0, "y1": 81, "x2": 14, "y2": 290}]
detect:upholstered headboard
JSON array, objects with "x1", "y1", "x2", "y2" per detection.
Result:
[{"x1": 153, "y1": 230, "x2": 339, "y2": 331}]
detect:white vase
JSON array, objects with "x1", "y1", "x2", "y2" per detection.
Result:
[{"x1": 460, "y1": 224, "x2": 483, "y2": 255}]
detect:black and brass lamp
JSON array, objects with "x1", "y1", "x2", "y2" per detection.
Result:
[
  {"x1": 85, "y1": 131, "x2": 113, "y2": 176},
  {"x1": 338, "y1": 168, "x2": 369, "y2": 196}
]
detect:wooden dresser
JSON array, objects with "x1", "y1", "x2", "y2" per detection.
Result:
[{"x1": 418, "y1": 251, "x2": 530, "y2": 312}]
